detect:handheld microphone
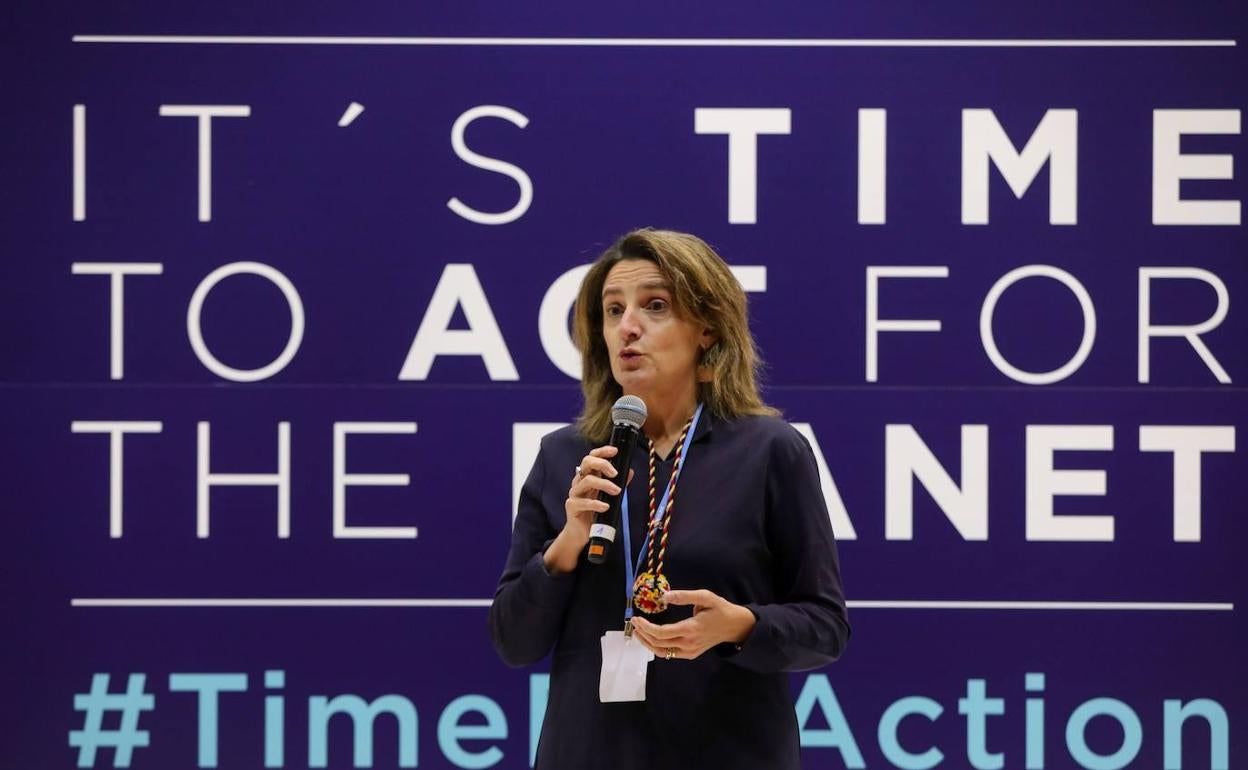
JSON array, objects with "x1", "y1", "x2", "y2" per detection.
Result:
[{"x1": 587, "y1": 395, "x2": 647, "y2": 564}]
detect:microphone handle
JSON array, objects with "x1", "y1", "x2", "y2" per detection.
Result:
[{"x1": 586, "y1": 423, "x2": 639, "y2": 564}]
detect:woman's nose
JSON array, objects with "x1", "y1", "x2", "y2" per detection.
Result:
[{"x1": 618, "y1": 306, "x2": 642, "y2": 340}]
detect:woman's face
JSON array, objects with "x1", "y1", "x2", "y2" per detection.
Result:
[{"x1": 601, "y1": 259, "x2": 710, "y2": 400}]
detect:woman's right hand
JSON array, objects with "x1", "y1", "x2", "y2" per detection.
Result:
[
  {"x1": 563, "y1": 445, "x2": 624, "y2": 539},
  {"x1": 543, "y1": 445, "x2": 630, "y2": 574}
]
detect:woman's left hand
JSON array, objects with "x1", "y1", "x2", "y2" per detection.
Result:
[{"x1": 629, "y1": 589, "x2": 756, "y2": 661}]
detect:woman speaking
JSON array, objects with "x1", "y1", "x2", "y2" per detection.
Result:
[{"x1": 488, "y1": 229, "x2": 850, "y2": 769}]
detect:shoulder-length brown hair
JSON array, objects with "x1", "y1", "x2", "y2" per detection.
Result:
[{"x1": 573, "y1": 228, "x2": 778, "y2": 442}]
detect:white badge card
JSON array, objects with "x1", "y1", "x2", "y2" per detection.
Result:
[{"x1": 599, "y1": 630, "x2": 653, "y2": 702}]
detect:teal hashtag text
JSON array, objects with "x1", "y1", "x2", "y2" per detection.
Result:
[{"x1": 69, "y1": 673, "x2": 155, "y2": 768}]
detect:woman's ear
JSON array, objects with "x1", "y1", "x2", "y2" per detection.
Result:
[{"x1": 696, "y1": 333, "x2": 720, "y2": 382}]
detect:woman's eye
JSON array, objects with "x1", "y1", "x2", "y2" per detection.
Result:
[
  {"x1": 604, "y1": 304, "x2": 623, "y2": 317},
  {"x1": 646, "y1": 299, "x2": 668, "y2": 312}
]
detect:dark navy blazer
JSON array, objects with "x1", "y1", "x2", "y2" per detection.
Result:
[{"x1": 489, "y1": 411, "x2": 850, "y2": 770}]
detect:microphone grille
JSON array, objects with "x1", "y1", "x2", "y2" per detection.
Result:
[{"x1": 611, "y1": 395, "x2": 648, "y2": 430}]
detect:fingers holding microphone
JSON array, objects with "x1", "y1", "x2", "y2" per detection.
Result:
[
  {"x1": 547, "y1": 444, "x2": 635, "y2": 574},
  {"x1": 550, "y1": 395, "x2": 647, "y2": 572},
  {"x1": 565, "y1": 446, "x2": 622, "y2": 524},
  {"x1": 564, "y1": 447, "x2": 637, "y2": 532},
  {"x1": 548, "y1": 445, "x2": 626, "y2": 574}
]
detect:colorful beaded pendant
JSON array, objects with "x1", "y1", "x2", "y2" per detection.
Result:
[{"x1": 632, "y1": 570, "x2": 670, "y2": 614}]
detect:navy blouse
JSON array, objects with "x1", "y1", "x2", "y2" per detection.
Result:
[{"x1": 488, "y1": 411, "x2": 850, "y2": 769}]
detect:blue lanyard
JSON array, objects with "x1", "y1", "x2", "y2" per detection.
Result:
[{"x1": 621, "y1": 402, "x2": 703, "y2": 623}]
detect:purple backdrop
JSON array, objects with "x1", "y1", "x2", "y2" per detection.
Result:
[{"x1": 2, "y1": 3, "x2": 1245, "y2": 769}]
